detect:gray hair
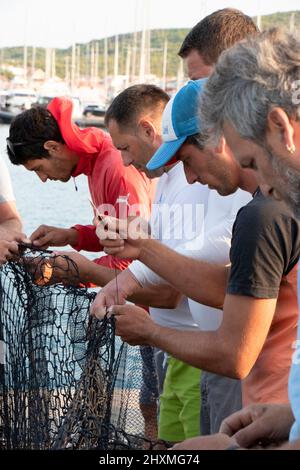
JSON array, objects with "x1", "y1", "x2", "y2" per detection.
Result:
[{"x1": 200, "y1": 28, "x2": 300, "y2": 145}]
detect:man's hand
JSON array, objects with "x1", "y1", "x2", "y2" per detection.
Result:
[
  {"x1": 30, "y1": 225, "x2": 79, "y2": 249},
  {"x1": 171, "y1": 433, "x2": 237, "y2": 450},
  {"x1": 0, "y1": 240, "x2": 19, "y2": 265},
  {"x1": 220, "y1": 403, "x2": 294, "y2": 448},
  {"x1": 90, "y1": 285, "x2": 125, "y2": 319},
  {"x1": 95, "y1": 214, "x2": 150, "y2": 259},
  {"x1": 111, "y1": 304, "x2": 157, "y2": 346},
  {"x1": 90, "y1": 269, "x2": 142, "y2": 319}
]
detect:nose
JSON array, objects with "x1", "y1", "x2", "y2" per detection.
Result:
[
  {"x1": 36, "y1": 171, "x2": 48, "y2": 183},
  {"x1": 121, "y1": 153, "x2": 133, "y2": 167},
  {"x1": 260, "y1": 182, "x2": 281, "y2": 201},
  {"x1": 183, "y1": 166, "x2": 197, "y2": 184}
]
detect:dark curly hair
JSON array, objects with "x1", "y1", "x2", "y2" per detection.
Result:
[{"x1": 7, "y1": 106, "x2": 64, "y2": 165}]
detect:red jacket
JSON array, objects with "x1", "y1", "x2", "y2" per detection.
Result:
[{"x1": 48, "y1": 97, "x2": 155, "y2": 271}]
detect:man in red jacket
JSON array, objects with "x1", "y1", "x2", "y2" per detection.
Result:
[
  {"x1": 7, "y1": 97, "x2": 155, "y2": 276},
  {"x1": 6, "y1": 96, "x2": 159, "y2": 441}
]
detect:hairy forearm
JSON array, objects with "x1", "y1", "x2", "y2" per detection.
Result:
[
  {"x1": 78, "y1": 260, "x2": 181, "y2": 303},
  {"x1": 0, "y1": 217, "x2": 22, "y2": 235},
  {"x1": 127, "y1": 284, "x2": 181, "y2": 308},
  {"x1": 147, "y1": 324, "x2": 236, "y2": 377},
  {"x1": 81, "y1": 261, "x2": 119, "y2": 286},
  {"x1": 139, "y1": 239, "x2": 227, "y2": 308}
]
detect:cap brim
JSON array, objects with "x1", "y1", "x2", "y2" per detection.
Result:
[{"x1": 146, "y1": 136, "x2": 187, "y2": 171}]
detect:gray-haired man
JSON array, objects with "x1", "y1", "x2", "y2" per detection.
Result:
[{"x1": 196, "y1": 27, "x2": 300, "y2": 450}]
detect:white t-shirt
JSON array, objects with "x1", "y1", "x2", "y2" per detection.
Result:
[
  {"x1": 129, "y1": 162, "x2": 252, "y2": 331},
  {"x1": 0, "y1": 156, "x2": 15, "y2": 204},
  {"x1": 129, "y1": 162, "x2": 209, "y2": 331},
  {"x1": 184, "y1": 189, "x2": 251, "y2": 330}
]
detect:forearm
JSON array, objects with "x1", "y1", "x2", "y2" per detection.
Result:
[
  {"x1": 116, "y1": 264, "x2": 182, "y2": 308},
  {"x1": 0, "y1": 217, "x2": 22, "y2": 235},
  {"x1": 81, "y1": 261, "x2": 119, "y2": 286},
  {"x1": 128, "y1": 284, "x2": 182, "y2": 308},
  {"x1": 74, "y1": 255, "x2": 181, "y2": 296},
  {"x1": 147, "y1": 324, "x2": 235, "y2": 377},
  {"x1": 139, "y1": 239, "x2": 228, "y2": 308},
  {"x1": 0, "y1": 201, "x2": 22, "y2": 236}
]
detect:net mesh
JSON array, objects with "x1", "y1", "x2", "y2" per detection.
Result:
[{"x1": 0, "y1": 247, "x2": 166, "y2": 450}]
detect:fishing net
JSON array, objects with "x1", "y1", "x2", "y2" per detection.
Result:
[{"x1": 0, "y1": 246, "x2": 166, "y2": 450}]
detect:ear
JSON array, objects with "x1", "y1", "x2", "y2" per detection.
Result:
[
  {"x1": 267, "y1": 107, "x2": 294, "y2": 149},
  {"x1": 138, "y1": 119, "x2": 156, "y2": 141},
  {"x1": 214, "y1": 135, "x2": 226, "y2": 154},
  {"x1": 43, "y1": 140, "x2": 61, "y2": 155}
]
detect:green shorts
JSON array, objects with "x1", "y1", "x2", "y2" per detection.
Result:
[{"x1": 158, "y1": 356, "x2": 201, "y2": 442}]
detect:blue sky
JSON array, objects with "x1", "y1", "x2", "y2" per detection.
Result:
[{"x1": 1, "y1": 0, "x2": 299, "y2": 48}]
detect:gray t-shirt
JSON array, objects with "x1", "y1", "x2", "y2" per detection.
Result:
[
  {"x1": 0, "y1": 157, "x2": 15, "y2": 204},
  {"x1": 227, "y1": 189, "x2": 300, "y2": 298}
]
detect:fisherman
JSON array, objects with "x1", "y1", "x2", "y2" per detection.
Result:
[
  {"x1": 6, "y1": 97, "x2": 157, "y2": 441},
  {"x1": 178, "y1": 7, "x2": 258, "y2": 80},
  {"x1": 172, "y1": 27, "x2": 300, "y2": 451},
  {"x1": 6, "y1": 97, "x2": 155, "y2": 279}
]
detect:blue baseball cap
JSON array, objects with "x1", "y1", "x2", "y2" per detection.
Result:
[{"x1": 147, "y1": 78, "x2": 207, "y2": 171}]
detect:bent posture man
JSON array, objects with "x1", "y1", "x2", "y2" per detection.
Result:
[
  {"x1": 177, "y1": 27, "x2": 300, "y2": 450},
  {"x1": 7, "y1": 97, "x2": 154, "y2": 282},
  {"x1": 105, "y1": 83, "x2": 211, "y2": 442},
  {"x1": 6, "y1": 97, "x2": 157, "y2": 440}
]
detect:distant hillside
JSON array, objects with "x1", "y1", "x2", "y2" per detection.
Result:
[{"x1": 0, "y1": 10, "x2": 299, "y2": 80}]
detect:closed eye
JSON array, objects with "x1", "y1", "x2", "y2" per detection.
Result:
[{"x1": 241, "y1": 159, "x2": 257, "y2": 170}]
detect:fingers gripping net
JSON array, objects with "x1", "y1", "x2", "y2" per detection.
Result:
[{"x1": 0, "y1": 248, "x2": 164, "y2": 450}]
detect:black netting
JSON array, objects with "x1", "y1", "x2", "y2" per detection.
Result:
[{"x1": 0, "y1": 246, "x2": 167, "y2": 450}]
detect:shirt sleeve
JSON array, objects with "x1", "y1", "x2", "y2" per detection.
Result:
[
  {"x1": 128, "y1": 260, "x2": 162, "y2": 287},
  {"x1": 71, "y1": 224, "x2": 102, "y2": 252},
  {"x1": 227, "y1": 198, "x2": 298, "y2": 298},
  {"x1": 0, "y1": 157, "x2": 15, "y2": 204}
]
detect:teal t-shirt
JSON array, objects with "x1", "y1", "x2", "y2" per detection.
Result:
[{"x1": 289, "y1": 270, "x2": 300, "y2": 441}]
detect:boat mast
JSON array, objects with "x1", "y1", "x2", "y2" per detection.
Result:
[
  {"x1": 162, "y1": 39, "x2": 168, "y2": 91},
  {"x1": 71, "y1": 43, "x2": 76, "y2": 92},
  {"x1": 114, "y1": 35, "x2": 119, "y2": 80},
  {"x1": 104, "y1": 37, "x2": 108, "y2": 101}
]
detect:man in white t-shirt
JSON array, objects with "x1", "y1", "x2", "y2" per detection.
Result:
[
  {"x1": 0, "y1": 156, "x2": 24, "y2": 265},
  {"x1": 94, "y1": 80, "x2": 251, "y2": 440}
]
